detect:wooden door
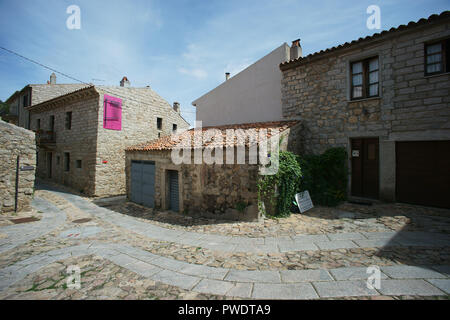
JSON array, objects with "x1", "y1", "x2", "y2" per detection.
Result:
[
  {"x1": 396, "y1": 141, "x2": 450, "y2": 208},
  {"x1": 351, "y1": 138, "x2": 379, "y2": 199}
]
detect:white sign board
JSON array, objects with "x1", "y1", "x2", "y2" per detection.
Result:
[
  {"x1": 352, "y1": 150, "x2": 360, "y2": 157},
  {"x1": 295, "y1": 191, "x2": 314, "y2": 213}
]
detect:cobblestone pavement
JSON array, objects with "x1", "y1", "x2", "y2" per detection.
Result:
[
  {"x1": 0, "y1": 183, "x2": 449, "y2": 300},
  {"x1": 93, "y1": 194, "x2": 450, "y2": 237}
]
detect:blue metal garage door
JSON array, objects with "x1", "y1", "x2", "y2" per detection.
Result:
[
  {"x1": 168, "y1": 170, "x2": 179, "y2": 212},
  {"x1": 131, "y1": 161, "x2": 155, "y2": 208}
]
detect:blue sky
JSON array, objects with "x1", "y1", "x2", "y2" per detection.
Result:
[{"x1": 0, "y1": 0, "x2": 448, "y2": 126}]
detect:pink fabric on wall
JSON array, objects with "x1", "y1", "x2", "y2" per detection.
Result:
[{"x1": 103, "y1": 95, "x2": 122, "y2": 130}]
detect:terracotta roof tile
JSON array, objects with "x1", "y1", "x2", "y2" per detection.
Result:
[{"x1": 126, "y1": 120, "x2": 300, "y2": 151}]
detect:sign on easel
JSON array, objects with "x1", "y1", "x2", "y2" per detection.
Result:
[{"x1": 295, "y1": 191, "x2": 314, "y2": 213}]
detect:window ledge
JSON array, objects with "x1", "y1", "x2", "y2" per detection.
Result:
[
  {"x1": 347, "y1": 96, "x2": 381, "y2": 103},
  {"x1": 424, "y1": 72, "x2": 450, "y2": 79}
]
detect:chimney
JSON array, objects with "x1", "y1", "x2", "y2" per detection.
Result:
[
  {"x1": 49, "y1": 73, "x2": 56, "y2": 84},
  {"x1": 290, "y1": 39, "x2": 302, "y2": 61},
  {"x1": 225, "y1": 72, "x2": 230, "y2": 81},
  {"x1": 120, "y1": 76, "x2": 130, "y2": 87},
  {"x1": 173, "y1": 102, "x2": 180, "y2": 113}
]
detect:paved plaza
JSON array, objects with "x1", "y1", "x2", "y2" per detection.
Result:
[{"x1": 0, "y1": 182, "x2": 449, "y2": 299}]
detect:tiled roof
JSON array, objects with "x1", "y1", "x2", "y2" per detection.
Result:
[
  {"x1": 126, "y1": 120, "x2": 300, "y2": 151},
  {"x1": 280, "y1": 11, "x2": 450, "y2": 71}
]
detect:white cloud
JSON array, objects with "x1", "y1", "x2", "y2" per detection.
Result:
[{"x1": 178, "y1": 67, "x2": 208, "y2": 79}]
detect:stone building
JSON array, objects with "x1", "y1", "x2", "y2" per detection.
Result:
[
  {"x1": 280, "y1": 11, "x2": 450, "y2": 208},
  {"x1": 26, "y1": 78, "x2": 190, "y2": 197},
  {"x1": 0, "y1": 120, "x2": 36, "y2": 213},
  {"x1": 4, "y1": 73, "x2": 88, "y2": 127},
  {"x1": 125, "y1": 121, "x2": 301, "y2": 220}
]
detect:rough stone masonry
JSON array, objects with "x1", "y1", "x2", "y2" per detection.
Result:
[{"x1": 0, "y1": 120, "x2": 36, "y2": 213}]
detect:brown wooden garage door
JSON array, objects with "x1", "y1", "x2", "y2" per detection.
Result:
[{"x1": 396, "y1": 141, "x2": 450, "y2": 209}]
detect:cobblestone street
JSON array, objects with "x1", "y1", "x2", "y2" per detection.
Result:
[{"x1": 0, "y1": 183, "x2": 449, "y2": 300}]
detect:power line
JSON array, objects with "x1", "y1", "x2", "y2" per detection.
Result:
[
  {"x1": 0, "y1": 46, "x2": 89, "y2": 85},
  {"x1": 0, "y1": 46, "x2": 197, "y2": 115}
]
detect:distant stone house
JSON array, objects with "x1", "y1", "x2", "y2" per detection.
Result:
[
  {"x1": 280, "y1": 11, "x2": 450, "y2": 208},
  {"x1": 26, "y1": 78, "x2": 190, "y2": 197},
  {"x1": 125, "y1": 121, "x2": 302, "y2": 220},
  {"x1": 4, "y1": 73, "x2": 88, "y2": 128},
  {"x1": 0, "y1": 120, "x2": 36, "y2": 213}
]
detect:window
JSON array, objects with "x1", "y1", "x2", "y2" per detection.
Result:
[
  {"x1": 76, "y1": 160, "x2": 82, "y2": 169},
  {"x1": 172, "y1": 124, "x2": 177, "y2": 132},
  {"x1": 23, "y1": 95, "x2": 29, "y2": 108},
  {"x1": 49, "y1": 115, "x2": 55, "y2": 132},
  {"x1": 351, "y1": 57, "x2": 379, "y2": 100},
  {"x1": 157, "y1": 117, "x2": 162, "y2": 130},
  {"x1": 37, "y1": 119, "x2": 41, "y2": 130},
  {"x1": 425, "y1": 39, "x2": 450, "y2": 75},
  {"x1": 65, "y1": 112, "x2": 72, "y2": 130},
  {"x1": 64, "y1": 153, "x2": 70, "y2": 172},
  {"x1": 103, "y1": 95, "x2": 122, "y2": 130},
  {"x1": 56, "y1": 156, "x2": 60, "y2": 165}
]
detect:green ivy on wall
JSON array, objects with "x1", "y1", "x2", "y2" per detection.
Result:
[
  {"x1": 297, "y1": 147, "x2": 348, "y2": 207},
  {"x1": 258, "y1": 151, "x2": 302, "y2": 218}
]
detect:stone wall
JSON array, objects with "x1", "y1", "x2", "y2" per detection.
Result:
[
  {"x1": 28, "y1": 86, "x2": 189, "y2": 197},
  {"x1": 94, "y1": 87, "x2": 190, "y2": 197},
  {"x1": 0, "y1": 120, "x2": 36, "y2": 213},
  {"x1": 280, "y1": 18, "x2": 450, "y2": 201},
  {"x1": 125, "y1": 126, "x2": 300, "y2": 221},
  {"x1": 282, "y1": 20, "x2": 450, "y2": 153},
  {"x1": 29, "y1": 92, "x2": 99, "y2": 195},
  {"x1": 125, "y1": 149, "x2": 260, "y2": 221}
]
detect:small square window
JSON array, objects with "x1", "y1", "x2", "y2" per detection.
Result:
[
  {"x1": 172, "y1": 124, "x2": 177, "y2": 132},
  {"x1": 76, "y1": 160, "x2": 82, "y2": 169},
  {"x1": 157, "y1": 117, "x2": 162, "y2": 130}
]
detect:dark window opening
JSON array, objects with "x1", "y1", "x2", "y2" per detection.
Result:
[
  {"x1": 56, "y1": 156, "x2": 60, "y2": 165},
  {"x1": 351, "y1": 57, "x2": 379, "y2": 100},
  {"x1": 37, "y1": 119, "x2": 41, "y2": 130},
  {"x1": 23, "y1": 95, "x2": 29, "y2": 108},
  {"x1": 157, "y1": 117, "x2": 162, "y2": 130},
  {"x1": 172, "y1": 124, "x2": 177, "y2": 132},
  {"x1": 76, "y1": 160, "x2": 82, "y2": 169},
  {"x1": 49, "y1": 115, "x2": 55, "y2": 132},
  {"x1": 65, "y1": 112, "x2": 72, "y2": 130},
  {"x1": 64, "y1": 153, "x2": 70, "y2": 172},
  {"x1": 425, "y1": 38, "x2": 450, "y2": 76}
]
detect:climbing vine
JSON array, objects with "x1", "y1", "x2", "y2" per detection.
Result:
[
  {"x1": 297, "y1": 147, "x2": 348, "y2": 206},
  {"x1": 257, "y1": 151, "x2": 302, "y2": 218}
]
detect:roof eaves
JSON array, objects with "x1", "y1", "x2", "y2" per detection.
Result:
[
  {"x1": 280, "y1": 11, "x2": 450, "y2": 71},
  {"x1": 26, "y1": 85, "x2": 96, "y2": 111}
]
